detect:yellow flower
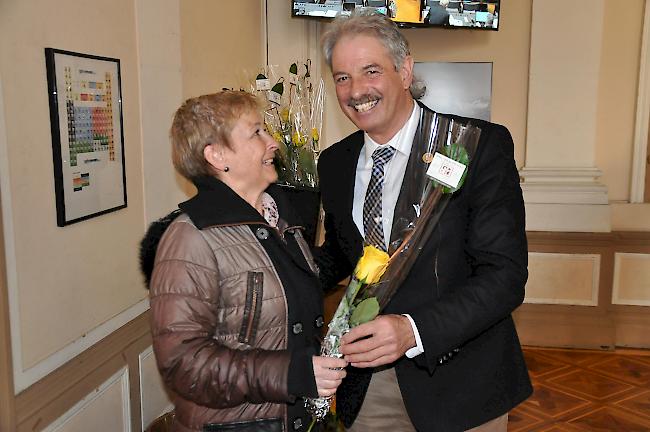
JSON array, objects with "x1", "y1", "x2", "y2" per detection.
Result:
[
  {"x1": 280, "y1": 108, "x2": 290, "y2": 123},
  {"x1": 272, "y1": 131, "x2": 283, "y2": 143},
  {"x1": 292, "y1": 131, "x2": 307, "y2": 147},
  {"x1": 311, "y1": 127, "x2": 319, "y2": 142},
  {"x1": 354, "y1": 245, "x2": 389, "y2": 284}
]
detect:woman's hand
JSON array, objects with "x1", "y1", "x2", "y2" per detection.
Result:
[{"x1": 312, "y1": 356, "x2": 348, "y2": 397}]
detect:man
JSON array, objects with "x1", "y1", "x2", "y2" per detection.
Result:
[
  {"x1": 426, "y1": 0, "x2": 450, "y2": 25},
  {"x1": 315, "y1": 9, "x2": 532, "y2": 432}
]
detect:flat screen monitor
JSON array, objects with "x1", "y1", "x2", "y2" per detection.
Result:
[{"x1": 291, "y1": 0, "x2": 500, "y2": 30}]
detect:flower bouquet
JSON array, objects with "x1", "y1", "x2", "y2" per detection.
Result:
[
  {"x1": 305, "y1": 112, "x2": 483, "y2": 424},
  {"x1": 249, "y1": 61, "x2": 324, "y2": 189},
  {"x1": 306, "y1": 244, "x2": 390, "y2": 429}
]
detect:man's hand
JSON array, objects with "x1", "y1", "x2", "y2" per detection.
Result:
[
  {"x1": 312, "y1": 356, "x2": 348, "y2": 397},
  {"x1": 339, "y1": 314, "x2": 416, "y2": 368}
]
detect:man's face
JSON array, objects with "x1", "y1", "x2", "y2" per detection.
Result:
[{"x1": 331, "y1": 34, "x2": 414, "y2": 144}]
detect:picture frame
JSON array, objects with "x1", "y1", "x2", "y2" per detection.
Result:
[{"x1": 45, "y1": 48, "x2": 127, "y2": 226}]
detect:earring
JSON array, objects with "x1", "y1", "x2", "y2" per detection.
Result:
[{"x1": 224, "y1": 166, "x2": 229, "y2": 172}]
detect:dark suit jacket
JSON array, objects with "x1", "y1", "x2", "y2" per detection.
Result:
[{"x1": 315, "y1": 103, "x2": 532, "y2": 431}]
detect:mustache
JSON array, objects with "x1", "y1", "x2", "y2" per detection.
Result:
[{"x1": 347, "y1": 94, "x2": 380, "y2": 107}]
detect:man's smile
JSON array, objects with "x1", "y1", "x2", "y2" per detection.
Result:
[{"x1": 352, "y1": 99, "x2": 379, "y2": 113}]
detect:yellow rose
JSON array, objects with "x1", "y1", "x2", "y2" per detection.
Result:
[
  {"x1": 272, "y1": 131, "x2": 282, "y2": 143},
  {"x1": 311, "y1": 127, "x2": 319, "y2": 142},
  {"x1": 292, "y1": 131, "x2": 306, "y2": 147},
  {"x1": 354, "y1": 245, "x2": 389, "y2": 284}
]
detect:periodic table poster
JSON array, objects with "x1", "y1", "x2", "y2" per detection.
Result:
[{"x1": 45, "y1": 49, "x2": 126, "y2": 226}]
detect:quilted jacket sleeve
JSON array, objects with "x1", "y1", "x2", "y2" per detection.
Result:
[{"x1": 149, "y1": 219, "x2": 294, "y2": 408}]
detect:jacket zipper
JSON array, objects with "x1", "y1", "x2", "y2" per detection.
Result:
[
  {"x1": 239, "y1": 271, "x2": 263, "y2": 345},
  {"x1": 244, "y1": 276, "x2": 259, "y2": 344}
]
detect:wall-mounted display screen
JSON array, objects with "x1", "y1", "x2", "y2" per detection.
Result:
[{"x1": 291, "y1": 0, "x2": 500, "y2": 30}]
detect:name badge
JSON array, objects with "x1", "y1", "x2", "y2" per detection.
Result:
[{"x1": 426, "y1": 152, "x2": 467, "y2": 189}]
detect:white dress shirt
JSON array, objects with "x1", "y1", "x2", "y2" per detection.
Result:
[{"x1": 351, "y1": 101, "x2": 424, "y2": 358}]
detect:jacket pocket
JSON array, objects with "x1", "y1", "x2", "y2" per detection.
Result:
[
  {"x1": 238, "y1": 271, "x2": 263, "y2": 345},
  {"x1": 203, "y1": 417, "x2": 282, "y2": 432}
]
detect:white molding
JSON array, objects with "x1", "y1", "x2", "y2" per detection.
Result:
[
  {"x1": 11, "y1": 299, "x2": 149, "y2": 393},
  {"x1": 631, "y1": 0, "x2": 650, "y2": 203},
  {"x1": 42, "y1": 367, "x2": 131, "y2": 432},
  {"x1": 525, "y1": 252, "x2": 600, "y2": 306},
  {"x1": 139, "y1": 346, "x2": 173, "y2": 431},
  {"x1": 520, "y1": 167, "x2": 611, "y2": 231},
  {"x1": 612, "y1": 252, "x2": 650, "y2": 306},
  {"x1": 520, "y1": 167, "x2": 606, "y2": 182},
  {"x1": 519, "y1": 167, "x2": 609, "y2": 204}
]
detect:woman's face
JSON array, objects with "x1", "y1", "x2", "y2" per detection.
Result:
[{"x1": 218, "y1": 110, "x2": 278, "y2": 198}]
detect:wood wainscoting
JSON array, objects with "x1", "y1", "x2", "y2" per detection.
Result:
[
  {"x1": 10, "y1": 311, "x2": 152, "y2": 432},
  {"x1": 515, "y1": 231, "x2": 650, "y2": 350}
]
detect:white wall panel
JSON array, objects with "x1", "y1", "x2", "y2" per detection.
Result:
[
  {"x1": 43, "y1": 368, "x2": 130, "y2": 432},
  {"x1": 139, "y1": 346, "x2": 173, "y2": 430},
  {"x1": 525, "y1": 252, "x2": 600, "y2": 305},
  {"x1": 613, "y1": 252, "x2": 650, "y2": 306}
]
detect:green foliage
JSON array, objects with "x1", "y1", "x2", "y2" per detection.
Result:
[
  {"x1": 349, "y1": 297, "x2": 379, "y2": 327},
  {"x1": 271, "y1": 80, "x2": 284, "y2": 95}
]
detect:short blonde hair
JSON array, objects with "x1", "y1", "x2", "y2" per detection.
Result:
[{"x1": 170, "y1": 91, "x2": 260, "y2": 180}]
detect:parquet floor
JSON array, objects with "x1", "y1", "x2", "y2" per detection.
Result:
[{"x1": 509, "y1": 347, "x2": 650, "y2": 431}]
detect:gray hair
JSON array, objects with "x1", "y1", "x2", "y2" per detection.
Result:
[{"x1": 321, "y1": 8, "x2": 426, "y2": 99}]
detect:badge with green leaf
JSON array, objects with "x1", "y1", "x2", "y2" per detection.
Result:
[
  {"x1": 255, "y1": 72, "x2": 270, "y2": 91},
  {"x1": 268, "y1": 77, "x2": 284, "y2": 105},
  {"x1": 426, "y1": 142, "x2": 470, "y2": 194}
]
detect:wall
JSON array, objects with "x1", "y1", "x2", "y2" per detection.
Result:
[
  {"x1": 137, "y1": 0, "x2": 191, "y2": 222},
  {"x1": 0, "y1": 0, "x2": 147, "y2": 392},
  {"x1": 180, "y1": 1, "x2": 263, "y2": 99}
]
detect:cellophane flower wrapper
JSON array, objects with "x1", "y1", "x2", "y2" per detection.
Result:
[
  {"x1": 305, "y1": 245, "x2": 389, "y2": 424},
  {"x1": 366, "y1": 114, "x2": 482, "y2": 310},
  {"x1": 305, "y1": 113, "x2": 482, "y2": 424},
  {"x1": 255, "y1": 61, "x2": 323, "y2": 189}
]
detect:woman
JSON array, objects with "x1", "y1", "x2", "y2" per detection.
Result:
[{"x1": 145, "y1": 91, "x2": 346, "y2": 432}]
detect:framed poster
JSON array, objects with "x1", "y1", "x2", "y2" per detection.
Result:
[{"x1": 45, "y1": 48, "x2": 127, "y2": 226}]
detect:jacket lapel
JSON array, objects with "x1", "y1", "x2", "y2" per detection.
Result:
[{"x1": 340, "y1": 132, "x2": 365, "y2": 263}]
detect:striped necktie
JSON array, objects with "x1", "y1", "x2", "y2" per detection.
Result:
[{"x1": 363, "y1": 146, "x2": 396, "y2": 251}]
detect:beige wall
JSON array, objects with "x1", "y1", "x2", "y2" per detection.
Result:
[
  {"x1": 180, "y1": 0, "x2": 264, "y2": 99},
  {"x1": 597, "y1": 0, "x2": 645, "y2": 202},
  {"x1": 0, "y1": 0, "x2": 147, "y2": 386},
  {"x1": 137, "y1": 0, "x2": 193, "y2": 222}
]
